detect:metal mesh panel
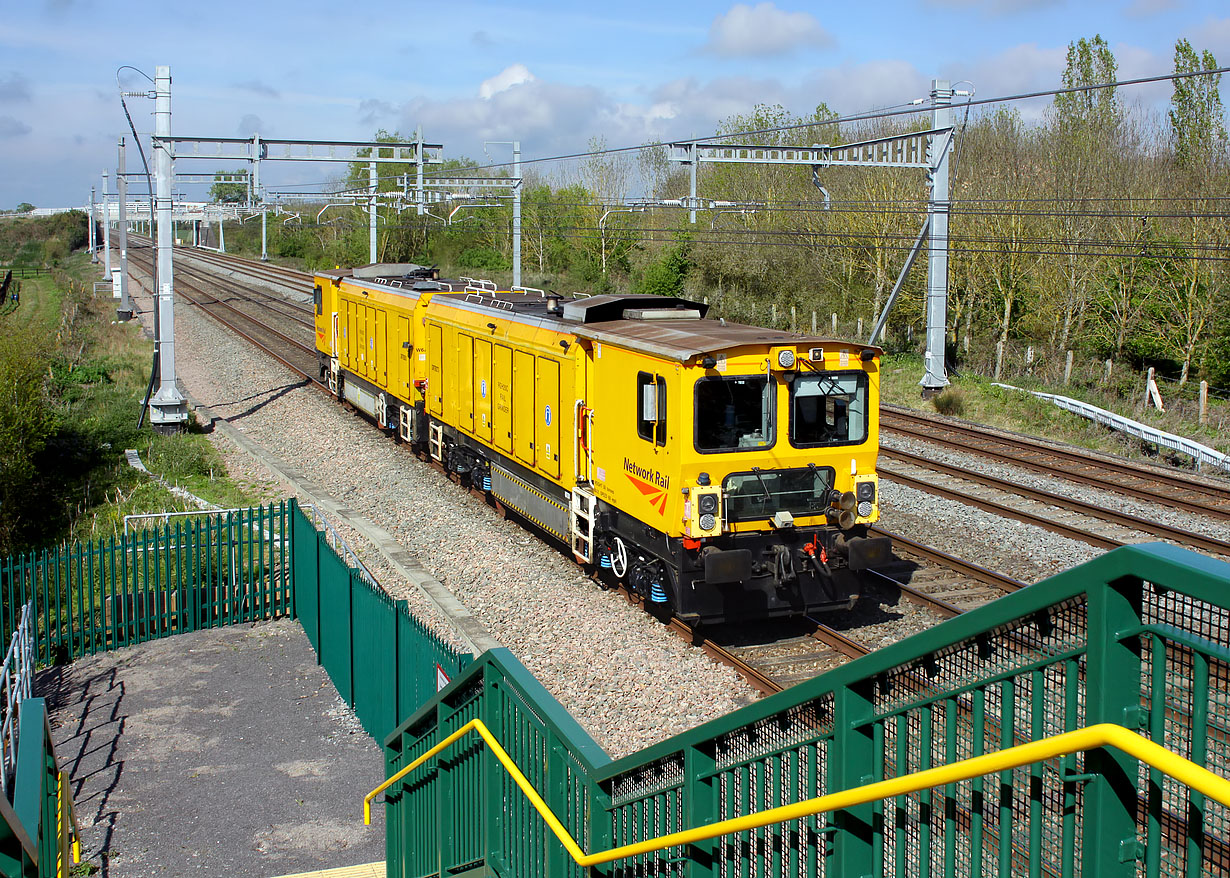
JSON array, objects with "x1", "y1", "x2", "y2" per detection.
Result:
[
  {"x1": 611, "y1": 754, "x2": 685, "y2": 806},
  {"x1": 874, "y1": 598, "x2": 1088, "y2": 718},
  {"x1": 715, "y1": 695, "x2": 834, "y2": 771},
  {"x1": 880, "y1": 634, "x2": 1087, "y2": 877},
  {"x1": 716, "y1": 741, "x2": 827, "y2": 878}
]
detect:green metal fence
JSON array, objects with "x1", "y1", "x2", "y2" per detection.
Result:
[
  {"x1": 0, "y1": 498, "x2": 472, "y2": 877},
  {"x1": 291, "y1": 504, "x2": 472, "y2": 741},
  {"x1": 0, "y1": 503, "x2": 292, "y2": 664},
  {"x1": 0, "y1": 699, "x2": 81, "y2": 878},
  {"x1": 381, "y1": 543, "x2": 1230, "y2": 877}
]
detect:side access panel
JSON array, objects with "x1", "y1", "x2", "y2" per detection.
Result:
[
  {"x1": 373, "y1": 308, "x2": 387, "y2": 386},
  {"x1": 474, "y1": 338, "x2": 493, "y2": 444},
  {"x1": 394, "y1": 315, "x2": 411, "y2": 398},
  {"x1": 490, "y1": 465, "x2": 568, "y2": 543},
  {"x1": 458, "y1": 333, "x2": 475, "y2": 434},
  {"x1": 426, "y1": 323, "x2": 443, "y2": 417},
  {"x1": 493, "y1": 344, "x2": 513, "y2": 453},
  {"x1": 513, "y1": 350, "x2": 536, "y2": 467},
  {"x1": 535, "y1": 357, "x2": 561, "y2": 479}
]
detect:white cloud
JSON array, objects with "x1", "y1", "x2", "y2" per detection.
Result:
[
  {"x1": 0, "y1": 116, "x2": 31, "y2": 138},
  {"x1": 925, "y1": 0, "x2": 1062, "y2": 13},
  {"x1": 358, "y1": 98, "x2": 396, "y2": 126},
  {"x1": 0, "y1": 73, "x2": 32, "y2": 103},
  {"x1": 1125, "y1": 0, "x2": 1178, "y2": 17},
  {"x1": 234, "y1": 80, "x2": 279, "y2": 99},
  {"x1": 702, "y1": 3, "x2": 833, "y2": 58},
  {"x1": 236, "y1": 113, "x2": 264, "y2": 137},
  {"x1": 479, "y1": 64, "x2": 536, "y2": 100}
]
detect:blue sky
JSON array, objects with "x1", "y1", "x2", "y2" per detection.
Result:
[{"x1": 1, "y1": 0, "x2": 1228, "y2": 208}]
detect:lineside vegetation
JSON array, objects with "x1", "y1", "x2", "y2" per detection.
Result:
[{"x1": 0, "y1": 214, "x2": 269, "y2": 555}]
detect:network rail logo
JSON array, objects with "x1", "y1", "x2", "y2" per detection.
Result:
[{"x1": 623, "y1": 458, "x2": 669, "y2": 515}]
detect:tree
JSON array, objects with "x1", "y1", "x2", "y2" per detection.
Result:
[
  {"x1": 208, "y1": 170, "x2": 250, "y2": 204},
  {"x1": 1054, "y1": 34, "x2": 1122, "y2": 133},
  {"x1": 1169, "y1": 39, "x2": 1226, "y2": 170},
  {"x1": 0, "y1": 337, "x2": 55, "y2": 555}
]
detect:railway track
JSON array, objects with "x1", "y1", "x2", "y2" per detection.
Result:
[
  {"x1": 883, "y1": 404, "x2": 1230, "y2": 521},
  {"x1": 127, "y1": 245, "x2": 325, "y2": 389}
]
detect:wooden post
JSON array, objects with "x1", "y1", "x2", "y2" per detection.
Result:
[
  {"x1": 811, "y1": 310, "x2": 817, "y2": 334},
  {"x1": 857, "y1": 317, "x2": 863, "y2": 339},
  {"x1": 1200, "y1": 381, "x2": 1209, "y2": 425},
  {"x1": 1064, "y1": 350, "x2": 1074, "y2": 386},
  {"x1": 771, "y1": 303, "x2": 777, "y2": 326},
  {"x1": 832, "y1": 312, "x2": 838, "y2": 334},
  {"x1": 995, "y1": 340, "x2": 1005, "y2": 381},
  {"x1": 1144, "y1": 367, "x2": 1155, "y2": 409},
  {"x1": 1104, "y1": 359, "x2": 1113, "y2": 383},
  {"x1": 790, "y1": 305, "x2": 797, "y2": 332},
  {"x1": 1025, "y1": 346, "x2": 1034, "y2": 375}
]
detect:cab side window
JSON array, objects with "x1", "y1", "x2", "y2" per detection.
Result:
[
  {"x1": 313, "y1": 284, "x2": 323, "y2": 316},
  {"x1": 636, "y1": 371, "x2": 666, "y2": 446}
]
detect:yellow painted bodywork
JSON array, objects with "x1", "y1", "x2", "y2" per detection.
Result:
[{"x1": 314, "y1": 273, "x2": 884, "y2": 538}]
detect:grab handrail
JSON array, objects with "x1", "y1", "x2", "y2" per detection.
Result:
[{"x1": 365, "y1": 720, "x2": 1230, "y2": 867}]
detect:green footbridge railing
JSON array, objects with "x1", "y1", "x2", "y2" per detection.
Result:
[
  {"x1": 378, "y1": 543, "x2": 1230, "y2": 877},
  {"x1": 0, "y1": 499, "x2": 471, "y2": 876}
]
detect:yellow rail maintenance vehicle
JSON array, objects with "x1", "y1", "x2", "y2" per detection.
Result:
[{"x1": 314, "y1": 264, "x2": 891, "y2": 625}]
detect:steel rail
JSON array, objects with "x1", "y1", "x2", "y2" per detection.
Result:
[
  {"x1": 879, "y1": 462, "x2": 1123, "y2": 551},
  {"x1": 883, "y1": 447, "x2": 1230, "y2": 557},
  {"x1": 172, "y1": 276, "x2": 327, "y2": 392},
  {"x1": 173, "y1": 262, "x2": 316, "y2": 328},
  {"x1": 883, "y1": 406, "x2": 1230, "y2": 520}
]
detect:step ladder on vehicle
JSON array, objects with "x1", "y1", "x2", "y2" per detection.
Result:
[{"x1": 570, "y1": 486, "x2": 598, "y2": 564}]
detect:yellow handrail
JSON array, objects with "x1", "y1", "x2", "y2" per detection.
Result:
[
  {"x1": 365, "y1": 720, "x2": 1230, "y2": 868},
  {"x1": 55, "y1": 770, "x2": 81, "y2": 877}
]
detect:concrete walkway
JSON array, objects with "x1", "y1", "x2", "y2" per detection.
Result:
[{"x1": 38, "y1": 620, "x2": 386, "y2": 878}]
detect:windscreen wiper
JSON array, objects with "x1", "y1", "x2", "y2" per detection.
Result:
[{"x1": 749, "y1": 466, "x2": 772, "y2": 502}]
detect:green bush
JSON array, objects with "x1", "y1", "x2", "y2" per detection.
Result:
[
  {"x1": 932, "y1": 388, "x2": 966, "y2": 417},
  {"x1": 457, "y1": 247, "x2": 510, "y2": 272}
]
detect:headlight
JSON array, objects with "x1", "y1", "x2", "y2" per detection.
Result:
[
  {"x1": 856, "y1": 481, "x2": 876, "y2": 502},
  {"x1": 698, "y1": 493, "x2": 719, "y2": 515},
  {"x1": 857, "y1": 501, "x2": 873, "y2": 517},
  {"x1": 699, "y1": 513, "x2": 716, "y2": 531},
  {"x1": 777, "y1": 349, "x2": 796, "y2": 368}
]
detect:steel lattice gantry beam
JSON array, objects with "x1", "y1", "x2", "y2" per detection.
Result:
[
  {"x1": 668, "y1": 79, "x2": 956, "y2": 392},
  {"x1": 163, "y1": 136, "x2": 444, "y2": 165},
  {"x1": 161, "y1": 134, "x2": 445, "y2": 263}
]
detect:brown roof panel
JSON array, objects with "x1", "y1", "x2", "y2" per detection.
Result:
[{"x1": 573, "y1": 317, "x2": 878, "y2": 362}]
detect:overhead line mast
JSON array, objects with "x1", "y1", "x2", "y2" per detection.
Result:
[{"x1": 668, "y1": 78, "x2": 962, "y2": 395}]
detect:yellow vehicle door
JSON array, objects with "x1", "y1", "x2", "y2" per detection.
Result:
[
  {"x1": 426, "y1": 323, "x2": 443, "y2": 416},
  {"x1": 373, "y1": 308, "x2": 386, "y2": 386},
  {"x1": 474, "y1": 338, "x2": 492, "y2": 443},
  {"x1": 494, "y1": 344, "x2": 512, "y2": 453},
  {"x1": 513, "y1": 349, "x2": 535, "y2": 466},
  {"x1": 356, "y1": 304, "x2": 368, "y2": 375},
  {"x1": 535, "y1": 357, "x2": 561, "y2": 479},
  {"x1": 395, "y1": 315, "x2": 410, "y2": 397},
  {"x1": 341, "y1": 300, "x2": 353, "y2": 369},
  {"x1": 458, "y1": 334, "x2": 474, "y2": 433}
]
